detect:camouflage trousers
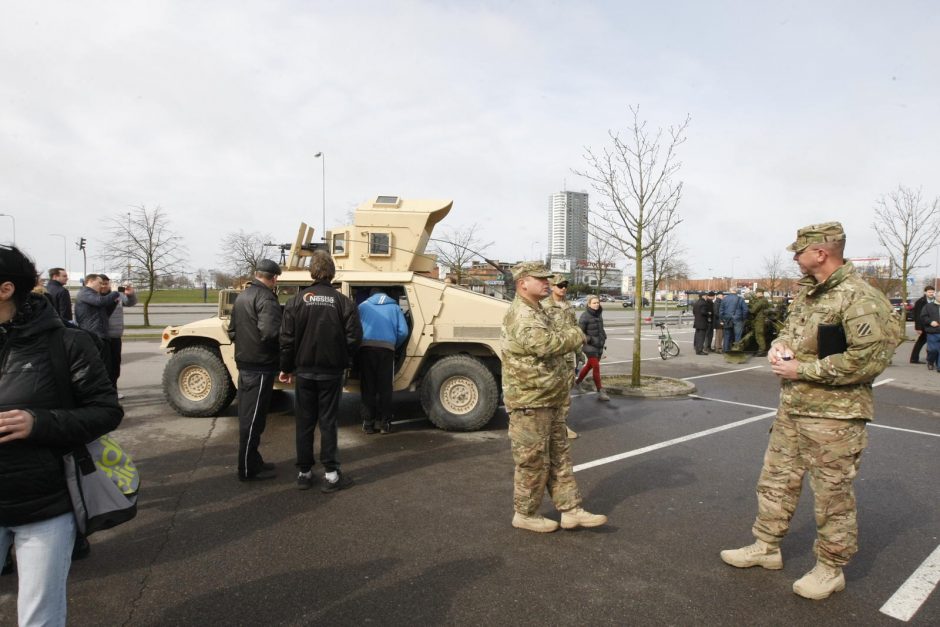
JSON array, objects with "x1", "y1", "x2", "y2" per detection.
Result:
[
  {"x1": 752, "y1": 411, "x2": 868, "y2": 567},
  {"x1": 508, "y1": 404, "x2": 582, "y2": 516},
  {"x1": 753, "y1": 318, "x2": 768, "y2": 352}
]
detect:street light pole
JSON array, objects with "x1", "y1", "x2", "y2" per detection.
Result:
[
  {"x1": 314, "y1": 152, "x2": 326, "y2": 241},
  {"x1": 126, "y1": 212, "x2": 132, "y2": 283},
  {"x1": 0, "y1": 214, "x2": 15, "y2": 244},
  {"x1": 49, "y1": 233, "x2": 67, "y2": 268}
]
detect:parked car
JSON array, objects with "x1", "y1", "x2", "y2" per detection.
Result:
[
  {"x1": 889, "y1": 298, "x2": 915, "y2": 321},
  {"x1": 621, "y1": 297, "x2": 650, "y2": 308},
  {"x1": 571, "y1": 298, "x2": 588, "y2": 308}
]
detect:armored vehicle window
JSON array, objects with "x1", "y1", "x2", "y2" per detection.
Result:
[
  {"x1": 375, "y1": 195, "x2": 400, "y2": 205},
  {"x1": 369, "y1": 232, "x2": 391, "y2": 256},
  {"x1": 332, "y1": 231, "x2": 348, "y2": 257}
]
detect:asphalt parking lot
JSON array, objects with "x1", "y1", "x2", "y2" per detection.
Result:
[{"x1": 2, "y1": 320, "x2": 938, "y2": 625}]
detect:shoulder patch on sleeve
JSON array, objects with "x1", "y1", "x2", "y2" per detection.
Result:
[{"x1": 846, "y1": 312, "x2": 884, "y2": 343}]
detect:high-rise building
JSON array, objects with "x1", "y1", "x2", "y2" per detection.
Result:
[{"x1": 547, "y1": 191, "x2": 589, "y2": 267}]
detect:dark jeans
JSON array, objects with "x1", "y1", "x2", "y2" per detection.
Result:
[
  {"x1": 723, "y1": 319, "x2": 744, "y2": 352},
  {"x1": 295, "y1": 375, "x2": 343, "y2": 473},
  {"x1": 108, "y1": 337, "x2": 123, "y2": 386},
  {"x1": 926, "y1": 333, "x2": 940, "y2": 369},
  {"x1": 910, "y1": 331, "x2": 926, "y2": 362},
  {"x1": 237, "y1": 370, "x2": 276, "y2": 477},
  {"x1": 359, "y1": 346, "x2": 395, "y2": 423}
]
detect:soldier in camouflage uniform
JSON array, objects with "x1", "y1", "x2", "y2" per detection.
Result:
[
  {"x1": 541, "y1": 274, "x2": 580, "y2": 440},
  {"x1": 749, "y1": 287, "x2": 771, "y2": 355},
  {"x1": 502, "y1": 261, "x2": 608, "y2": 533},
  {"x1": 721, "y1": 222, "x2": 897, "y2": 600}
]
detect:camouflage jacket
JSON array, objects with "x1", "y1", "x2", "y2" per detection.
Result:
[
  {"x1": 774, "y1": 261, "x2": 896, "y2": 420},
  {"x1": 749, "y1": 296, "x2": 770, "y2": 321},
  {"x1": 502, "y1": 296, "x2": 584, "y2": 410},
  {"x1": 541, "y1": 295, "x2": 579, "y2": 371}
]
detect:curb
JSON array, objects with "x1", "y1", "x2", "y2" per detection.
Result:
[{"x1": 603, "y1": 375, "x2": 697, "y2": 398}]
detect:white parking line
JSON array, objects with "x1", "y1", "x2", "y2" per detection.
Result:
[
  {"x1": 603, "y1": 357, "x2": 663, "y2": 366},
  {"x1": 688, "y1": 395, "x2": 776, "y2": 411},
  {"x1": 869, "y1": 424, "x2": 940, "y2": 438},
  {"x1": 880, "y1": 544, "x2": 940, "y2": 622},
  {"x1": 573, "y1": 410, "x2": 777, "y2": 472},
  {"x1": 682, "y1": 366, "x2": 764, "y2": 381},
  {"x1": 873, "y1": 378, "x2": 894, "y2": 387}
]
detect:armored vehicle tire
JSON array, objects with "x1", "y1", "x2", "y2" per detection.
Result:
[
  {"x1": 419, "y1": 355, "x2": 498, "y2": 431},
  {"x1": 163, "y1": 346, "x2": 235, "y2": 417}
]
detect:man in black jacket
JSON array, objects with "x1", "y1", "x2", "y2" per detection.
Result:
[
  {"x1": 279, "y1": 251, "x2": 362, "y2": 492},
  {"x1": 910, "y1": 286, "x2": 934, "y2": 364},
  {"x1": 46, "y1": 267, "x2": 72, "y2": 321},
  {"x1": 692, "y1": 292, "x2": 714, "y2": 355},
  {"x1": 74, "y1": 274, "x2": 120, "y2": 377},
  {"x1": 918, "y1": 287, "x2": 940, "y2": 371},
  {"x1": 228, "y1": 259, "x2": 282, "y2": 481}
]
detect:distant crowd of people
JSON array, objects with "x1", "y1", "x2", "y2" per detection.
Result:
[{"x1": 690, "y1": 286, "x2": 774, "y2": 356}]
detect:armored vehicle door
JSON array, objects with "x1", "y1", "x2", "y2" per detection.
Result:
[{"x1": 347, "y1": 283, "x2": 414, "y2": 375}]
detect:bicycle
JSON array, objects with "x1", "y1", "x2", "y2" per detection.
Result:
[{"x1": 656, "y1": 321, "x2": 680, "y2": 359}]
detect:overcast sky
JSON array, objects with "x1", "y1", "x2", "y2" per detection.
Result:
[{"x1": 2, "y1": 1, "x2": 938, "y2": 283}]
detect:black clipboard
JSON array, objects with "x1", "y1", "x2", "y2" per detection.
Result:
[{"x1": 817, "y1": 323, "x2": 847, "y2": 359}]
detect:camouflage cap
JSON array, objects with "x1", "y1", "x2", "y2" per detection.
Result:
[
  {"x1": 511, "y1": 261, "x2": 554, "y2": 282},
  {"x1": 549, "y1": 274, "x2": 569, "y2": 286},
  {"x1": 786, "y1": 221, "x2": 846, "y2": 253}
]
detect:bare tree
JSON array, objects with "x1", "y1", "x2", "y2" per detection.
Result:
[
  {"x1": 855, "y1": 255, "x2": 902, "y2": 298},
  {"x1": 101, "y1": 205, "x2": 187, "y2": 326},
  {"x1": 761, "y1": 252, "x2": 794, "y2": 297},
  {"x1": 582, "y1": 230, "x2": 621, "y2": 295},
  {"x1": 575, "y1": 106, "x2": 689, "y2": 385},
  {"x1": 873, "y1": 185, "x2": 940, "y2": 336},
  {"x1": 212, "y1": 270, "x2": 237, "y2": 289},
  {"x1": 645, "y1": 227, "x2": 688, "y2": 315},
  {"x1": 429, "y1": 223, "x2": 493, "y2": 286},
  {"x1": 219, "y1": 230, "x2": 275, "y2": 277}
]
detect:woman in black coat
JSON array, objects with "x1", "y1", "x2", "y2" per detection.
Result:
[
  {"x1": 576, "y1": 296, "x2": 610, "y2": 401},
  {"x1": 0, "y1": 245, "x2": 123, "y2": 626}
]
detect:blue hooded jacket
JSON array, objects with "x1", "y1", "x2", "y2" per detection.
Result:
[{"x1": 358, "y1": 292, "x2": 409, "y2": 350}]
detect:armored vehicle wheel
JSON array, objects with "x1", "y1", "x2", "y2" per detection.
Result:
[
  {"x1": 163, "y1": 346, "x2": 235, "y2": 417},
  {"x1": 420, "y1": 355, "x2": 498, "y2": 431}
]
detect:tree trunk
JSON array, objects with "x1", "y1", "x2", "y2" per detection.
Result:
[
  {"x1": 632, "y1": 241, "x2": 643, "y2": 386},
  {"x1": 143, "y1": 289, "x2": 152, "y2": 327}
]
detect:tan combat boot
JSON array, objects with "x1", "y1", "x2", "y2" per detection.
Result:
[
  {"x1": 720, "y1": 539, "x2": 783, "y2": 569},
  {"x1": 512, "y1": 513, "x2": 559, "y2": 533},
  {"x1": 560, "y1": 507, "x2": 608, "y2": 529},
  {"x1": 566, "y1": 426, "x2": 578, "y2": 439},
  {"x1": 792, "y1": 562, "x2": 845, "y2": 600}
]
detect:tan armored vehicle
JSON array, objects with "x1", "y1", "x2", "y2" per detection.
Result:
[{"x1": 160, "y1": 196, "x2": 510, "y2": 431}]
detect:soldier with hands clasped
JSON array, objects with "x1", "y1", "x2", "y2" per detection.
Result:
[
  {"x1": 502, "y1": 261, "x2": 607, "y2": 533},
  {"x1": 720, "y1": 222, "x2": 897, "y2": 600}
]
